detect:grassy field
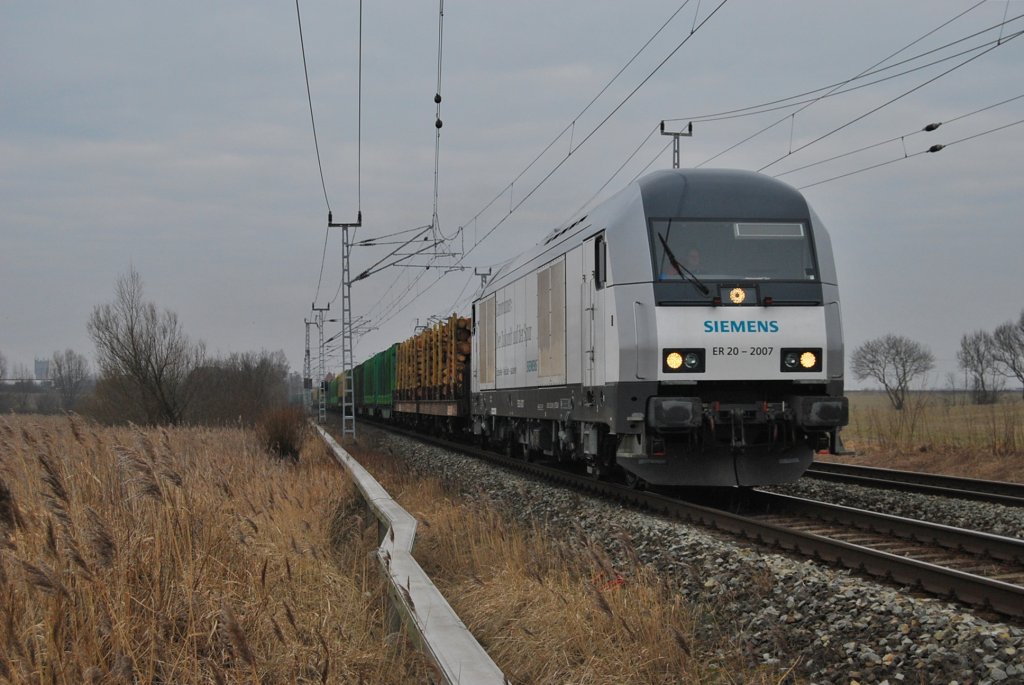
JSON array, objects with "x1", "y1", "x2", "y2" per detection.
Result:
[
  {"x1": 0, "y1": 414, "x2": 433, "y2": 683},
  {"x1": 3, "y1": 398, "x2": 1018, "y2": 683},
  {"x1": 0, "y1": 414, "x2": 792, "y2": 684},
  {"x1": 831, "y1": 391, "x2": 1024, "y2": 482}
]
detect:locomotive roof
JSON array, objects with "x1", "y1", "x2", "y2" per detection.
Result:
[
  {"x1": 479, "y1": 168, "x2": 815, "y2": 296},
  {"x1": 637, "y1": 168, "x2": 809, "y2": 220}
]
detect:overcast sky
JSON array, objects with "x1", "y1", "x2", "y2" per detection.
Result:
[{"x1": 2, "y1": 1, "x2": 1022, "y2": 390}]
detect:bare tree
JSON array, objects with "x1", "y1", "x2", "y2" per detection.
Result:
[
  {"x1": 11, "y1": 363, "x2": 33, "y2": 386},
  {"x1": 850, "y1": 334, "x2": 935, "y2": 410},
  {"x1": 187, "y1": 350, "x2": 290, "y2": 424},
  {"x1": 957, "y1": 330, "x2": 1002, "y2": 405},
  {"x1": 0, "y1": 350, "x2": 7, "y2": 380},
  {"x1": 992, "y1": 309, "x2": 1024, "y2": 400},
  {"x1": 87, "y1": 268, "x2": 205, "y2": 424},
  {"x1": 50, "y1": 349, "x2": 91, "y2": 410}
]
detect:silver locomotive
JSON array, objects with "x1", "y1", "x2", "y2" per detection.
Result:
[{"x1": 470, "y1": 168, "x2": 848, "y2": 487}]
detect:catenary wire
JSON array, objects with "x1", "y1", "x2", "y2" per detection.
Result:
[
  {"x1": 362, "y1": 0, "x2": 723, "y2": 329},
  {"x1": 296, "y1": 0, "x2": 335, "y2": 304},
  {"x1": 329, "y1": 0, "x2": 447, "y2": 306},
  {"x1": 796, "y1": 116, "x2": 1024, "y2": 190},
  {"x1": 295, "y1": 0, "x2": 333, "y2": 214},
  {"x1": 687, "y1": 24, "x2": 1021, "y2": 173},
  {"x1": 357, "y1": 0, "x2": 363, "y2": 221},
  {"x1": 356, "y1": 3, "x2": 1013, "y2": 337},
  {"x1": 445, "y1": 6, "x2": 1015, "y2": 290},
  {"x1": 312, "y1": 230, "x2": 331, "y2": 305},
  {"x1": 458, "y1": 0, "x2": 729, "y2": 266},
  {"x1": 692, "y1": 23, "x2": 1021, "y2": 127},
  {"x1": 448, "y1": 14, "x2": 1024, "y2": 309},
  {"x1": 757, "y1": 28, "x2": 1022, "y2": 172},
  {"x1": 322, "y1": 0, "x2": 365, "y2": 308},
  {"x1": 397, "y1": 113, "x2": 1024, "y2": 338},
  {"x1": 452, "y1": 0, "x2": 698, "y2": 251},
  {"x1": 775, "y1": 92, "x2": 1024, "y2": 178},
  {"x1": 695, "y1": 1, "x2": 997, "y2": 170},
  {"x1": 666, "y1": 2, "x2": 1002, "y2": 125},
  {"x1": 567, "y1": 123, "x2": 661, "y2": 222},
  {"x1": 431, "y1": 0, "x2": 449, "y2": 242}
]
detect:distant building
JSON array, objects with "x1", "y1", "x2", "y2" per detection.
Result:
[{"x1": 34, "y1": 359, "x2": 50, "y2": 382}]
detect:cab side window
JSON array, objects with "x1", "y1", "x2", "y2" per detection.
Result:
[{"x1": 594, "y1": 235, "x2": 607, "y2": 290}]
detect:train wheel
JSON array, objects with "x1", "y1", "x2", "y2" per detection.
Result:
[
  {"x1": 587, "y1": 455, "x2": 610, "y2": 480},
  {"x1": 624, "y1": 470, "x2": 646, "y2": 491},
  {"x1": 552, "y1": 442, "x2": 566, "y2": 463},
  {"x1": 588, "y1": 436, "x2": 616, "y2": 480}
]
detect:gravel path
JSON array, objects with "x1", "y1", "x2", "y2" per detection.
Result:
[{"x1": 372, "y1": 430, "x2": 1024, "y2": 685}]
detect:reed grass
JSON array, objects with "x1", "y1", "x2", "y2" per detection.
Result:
[
  {"x1": 0, "y1": 414, "x2": 432, "y2": 683},
  {"x1": 15, "y1": 397, "x2": 1010, "y2": 683}
]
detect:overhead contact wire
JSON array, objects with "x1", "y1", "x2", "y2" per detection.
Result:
[
  {"x1": 775, "y1": 92, "x2": 1024, "y2": 178},
  {"x1": 367, "y1": 0, "x2": 715, "y2": 328},
  {"x1": 696, "y1": 0, "x2": 992, "y2": 170},
  {"x1": 461, "y1": 0, "x2": 729, "y2": 264},
  {"x1": 758, "y1": 30, "x2": 1022, "y2": 172},
  {"x1": 357, "y1": 0, "x2": 363, "y2": 220},
  {"x1": 454, "y1": 0, "x2": 697, "y2": 247},
  {"x1": 296, "y1": 0, "x2": 336, "y2": 304},
  {"x1": 674, "y1": 2, "x2": 1002, "y2": 126},
  {"x1": 798, "y1": 116, "x2": 1024, "y2": 190},
  {"x1": 295, "y1": 0, "x2": 333, "y2": 215}
]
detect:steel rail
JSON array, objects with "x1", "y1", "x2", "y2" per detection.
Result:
[
  {"x1": 806, "y1": 461, "x2": 1024, "y2": 507},
  {"x1": 369, "y1": 422, "x2": 1024, "y2": 619}
]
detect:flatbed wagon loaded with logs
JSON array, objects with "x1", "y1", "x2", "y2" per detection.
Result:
[
  {"x1": 395, "y1": 315, "x2": 471, "y2": 422},
  {"x1": 344, "y1": 315, "x2": 472, "y2": 428}
]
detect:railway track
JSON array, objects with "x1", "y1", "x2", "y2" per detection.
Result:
[
  {"x1": 805, "y1": 461, "x2": 1024, "y2": 507},
  {"x1": 360, "y1": 421, "x2": 1024, "y2": 619}
]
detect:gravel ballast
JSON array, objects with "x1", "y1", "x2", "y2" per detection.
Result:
[{"x1": 369, "y1": 430, "x2": 1023, "y2": 685}]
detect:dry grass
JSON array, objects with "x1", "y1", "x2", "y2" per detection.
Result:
[
  {"x1": 342, "y1": 432, "x2": 792, "y2": 685},
  {"x1": 17, "y1": 396, "x2": 1014, "y2": 683},
  {"x1": 0, "y1": 414, "x2": 432, "y2": 684},
  {"x1": 826, "y1": 392, "x2": 1024, "y2": 482}
]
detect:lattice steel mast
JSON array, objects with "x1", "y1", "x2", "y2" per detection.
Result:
[{"x1": 328, "y1": 211, "x2": 362, "y2": 436}]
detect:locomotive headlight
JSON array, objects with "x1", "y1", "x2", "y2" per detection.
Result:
[
  {"x1": 663, "y1": 348, "x2": 704, "y2": 373},
  {"x1": 780, "y1": 348, "x2": 823, "y2": 373}
]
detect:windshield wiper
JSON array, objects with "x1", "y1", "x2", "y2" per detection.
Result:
[{"x1": 657, "y1": 233, "x2": 709, "y2": 295}]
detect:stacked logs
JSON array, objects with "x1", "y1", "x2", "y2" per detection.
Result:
[{"x1": 396, "y1": 314, "x2": 471, "y2": 401}]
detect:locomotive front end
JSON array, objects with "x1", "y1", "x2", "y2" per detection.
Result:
[{"x1": 614, "y1": 170, "x2": 848, "y2": 487}]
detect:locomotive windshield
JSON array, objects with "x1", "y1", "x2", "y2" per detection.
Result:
[{"x1": 650, "y1": 220, "x2": 817, "y2": 282}]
